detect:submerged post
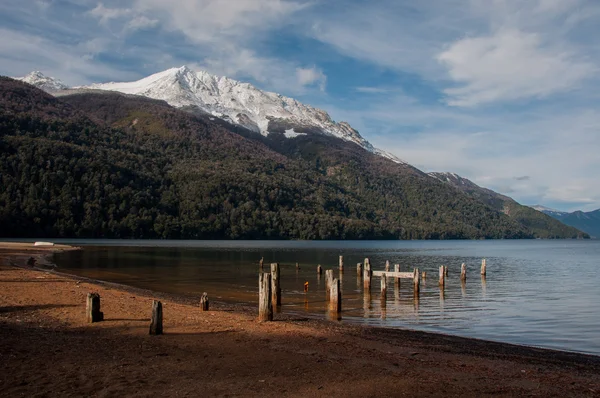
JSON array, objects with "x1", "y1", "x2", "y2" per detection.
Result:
[
  {"x1": 394, "y1": 264, "x2": 400, "y2": 288},
  {"x1": 339, "y1": 255, "x2": 344, "y2": 272},
  {"x1": 86, "y1": 293, "x2": 103, "y2": 323},
  {"x1": 356, "y1": 262, "x2": 362, "y2": 277},
  {"x1": 325, "y1": 269, "x2": 334, "y2": 300},
  {"x1": 317, "y1": 264, "x2": 323, "y2": 275},
  {"x1": 385, "y1": 260, "x2": 390, "y2": 272},
  {"x1": 444, "y1": 265, "x2": 448, "y2": 277},
  {"x1": 149, "y1": 300, "x2": 163, "y2": 335},
  {"x1": 439, "y1": 265, "x2": 445, "y2": 288},
  {"x1": 461, "y1": 263, "x2": 467, "y2": 282},
  {"x1": 258, "y1": 273, "x2": 273, "y2": 321},
  {"x1": 270, "y1": 263, "x2": 281, "y2": 307},
  {"x1": 481, "y1": 259, "x2": 487, "y2": 276},
  {"x1": 259, "y1": 257, "x2": 264, "y2": 270},
  {"x1": 200, "y1": 292, "x2": 209, "y2": 311},
  {"x1": 329, "y1": 278, "x2": 341, "y2": 313},
  {"x1": 380, "y1": 274, "x2": 387, "y2": 301},
  {"x1": 413, "y1": 268, "x2": 420, "y2": 296},
  {"x1": 363, "y1": 262, "x2": 372, "y2": 291},
  {"x1": 422, "y1": 271, "x2": 427, "y2": 279}
]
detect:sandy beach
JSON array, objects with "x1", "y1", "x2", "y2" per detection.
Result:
[{"x1": 1, "y1": 243, "x2": 599, "y2": 397}]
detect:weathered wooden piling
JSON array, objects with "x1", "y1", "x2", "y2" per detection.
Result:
[
  {"x1": 270, "y1": 263, "x2": 281, "y2": 307},
  {"x1": 439, "y1": 265, "x2": 445, "y2": 288},
  {"x1": 86, "y1": 292, "x2": 103, "y2": 323},
  {"x1": 363, "y1": 262, "x2": 372, "y2": 291},
  {"x1": 413, "y1": 268, "x2": 420, "y2": 296},
  {"x1": 385, "y1": 260, "x2": 390, "y2": 272},
  {"x1": 444, "y1": 265, "x2": 448, "y2": 277},
  {"x1": 329, "y1": 278, "x2": 341, "y2": 313},
  {"x1": 380, "y1": 274, "x2": 387, "y2": 300},
  {"x1": 356, "y1": 262, "x2": 362, "y2": 277},
  {"x1": 481, "y1": 259, "x2": 487, "y2": 276},
  {"x1": 394, "y1": 264, "x2": 400, "y2": 288},
  {"x1": 339, "y1": 255, "x2": 344, "y2": 272},
  {"x1": 200, "y1": 292, "x2": 209, "y2": 311},
  {"x1": 259, "y1": 257, "x2": 264, "y2": 269},
  {"x1": 460, "y1": 263, "x2": 467, "y2": 281},
  {"x1": 317, "y1": 264, "x2": 323, "y2": 275},
  {"x1": 422, "y1": 271, "x2": 427, "y2": 280},
  {"x1": 149, "y1": 300, "x2": 163, "y2": 335},
  {"x1": 258, "y1": 273, "x2": 273, "y2": 322},
  {"x1": 325, "y1": 269, "x2": 334, "y2": 300}
]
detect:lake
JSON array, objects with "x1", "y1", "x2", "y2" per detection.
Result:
[{"x1": 46, "y1": 239, "x2": 600, "y2": 355}]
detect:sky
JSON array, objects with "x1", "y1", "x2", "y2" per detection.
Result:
[{"x1": 1, "y1": 0, "x2": 599, "y2": 212}]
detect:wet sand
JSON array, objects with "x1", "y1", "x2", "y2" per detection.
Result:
[{"x1": 1, "y1": 245, "x2": 600, "y2": 397}]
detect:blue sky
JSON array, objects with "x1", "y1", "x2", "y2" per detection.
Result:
[{"x1": 1, "y1": 0, "x2": 599, "y2": 211}]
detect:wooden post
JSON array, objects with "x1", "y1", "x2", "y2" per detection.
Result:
[
  {"x1": 394, "y1": 264, "x2": 400, "y2": 288},
  {"x1": 86, "y1": 293, "x2": 103, "y2": 323},
  {"x1": 422, "y1": 271, "x2": 427, "y2": 279},
  {"x1": 317, "y1": 264, "x2": 323, "y2": 275},
  {"x1": 339, "y1": 255, "x2": 344, "y2": 272},
  {"x1": 200, "y1": 292, "x2": 209, "y2": 311},
  {"x1": 363, "y1": 263, "x2": 372, "y2": 291},
  {"x1": 258, "y1": 273, "x2": 273, "y2": 321},
  {"x1": 439, "y1": 265, "x2": 445, "y2": 288},
  {"x1": 481, "y1": 259, "x2": 487, "y2": 276},
  {"x1": 356, "y1": 262, "x2": 362, "y2": 277},
  {"x1": 364, "y1": 258, "x2": 370, "y2": 270},
  {"x1": 380, "y1": 274, "x2": 387, "y2": 301},
  {"x1": 325, "y1": 269, "x2": 334, "y2": 301},
  {"x1": 329, "y1": 278, "x2": 341, "y2": 313},
  {"x1": 296, "y1": 262, "x2": 300, "y2": 270},
  {"x1": 413, "y1": 268, "x2": 420, "y2": 296},
  {"x1": 444, "y1": 265, "x2": 448, "y2": 277},
  {"x1": 385, "y1": 260, "x2": 390, "y2": 272},
  {"x1": 149, "y1": 300, "x2": 163, "y2": 335},
  {"x1": 270, "y1": 263, "x2": 281, "y2": 307},
  {"x1": 460, "y1": 263, "x2": 467, "y2": 281},
  {"x1": 259, "y1": 257, "x2": 264, "y2": 269}
]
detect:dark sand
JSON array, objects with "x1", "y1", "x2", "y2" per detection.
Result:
[{"x1": 1, "y1": 244, "x2": 599, "y2": 397}]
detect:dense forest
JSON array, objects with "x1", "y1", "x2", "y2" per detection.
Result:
[{"x1": 0, "y1": 78, "x2": 586, "y2": 239}]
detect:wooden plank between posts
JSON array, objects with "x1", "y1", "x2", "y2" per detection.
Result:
[{"x1": 372, "y1": 271, "x2": 413, "y2": 278}]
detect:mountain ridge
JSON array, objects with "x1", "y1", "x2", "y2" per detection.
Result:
[
  {"x1": 428, "y1": 172, "x2": 588, "y2": 239},
  {"x1": 531, "y1": 206, "x2": 600, "y2": 238},
  {"x1": 15, "y1": 67, "x2": 404, "y2": 164}
]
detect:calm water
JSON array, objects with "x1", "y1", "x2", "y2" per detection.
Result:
[{"x1": 45, "y1": 239, "x2": 600, "y2": 355}]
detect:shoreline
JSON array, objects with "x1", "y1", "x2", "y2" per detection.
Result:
[{"x1": 2, "y1": 245, "x2": 600, "y2": 396}]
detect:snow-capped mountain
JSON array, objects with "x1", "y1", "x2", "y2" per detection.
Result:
[
  {"x1": 14, "y1": 71, "x2": 68, "y2": 92},
  {"x1": 529, "y1": 205, "x2": 568, "y2": 218},
  {"x1": 14, "y1": 67, "x2": 403, "y2": 163}
]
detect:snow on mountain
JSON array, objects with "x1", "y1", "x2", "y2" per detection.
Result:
[
  {"x1": 14, "y1": 71, "x2": 68, "y2": 92},
  {"x1": 529, "y1": 205, "x2": 569, "y2": 217},
  {"x1": 74, "y1": 66, "x2": 404, "y2": 163}
]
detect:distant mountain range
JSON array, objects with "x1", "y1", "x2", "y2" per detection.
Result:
[
  {"x1": 1, "y1": 70, "x2": 589, "y2": 240},
  {"x1": 530, "y1": 206, "x2": 600, "y2": 238},
  {"x1": 428, "y1": 173, "x2": 587, "y2": 239}
]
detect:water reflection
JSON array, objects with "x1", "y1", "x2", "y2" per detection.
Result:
[{"x1": 51, "y1": 240, "x2": 600, "y2": 356}]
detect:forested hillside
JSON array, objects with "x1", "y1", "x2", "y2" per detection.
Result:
[
  {"x1": 429, "y1": 173, "x2": 587, "y2": 239},
  {"x1": 0, "y1": 78, "x2": 566, "y2": 239}
]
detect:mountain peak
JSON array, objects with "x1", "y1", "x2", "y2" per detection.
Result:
[
  {"x1": 14, "y1": 71, "x2": 67, "y2": 91},
  {"x1": 15, "y1": 66, "x2": 405, "y2": 164}
]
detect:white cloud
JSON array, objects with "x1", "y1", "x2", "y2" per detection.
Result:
[
  {"x1": 438, "y1": 29, "x2": 596, "y2": 106},
  {"x1": 296, "y1": 67, "x2": 326, "y2": 90},
  {"x1": 88, "y1": 2, "x2": 132, "y2": 25},
  {"x1": 125, "y1": 15, "x2": 159, "y2": 31},
  {"x1": 132, "y1": 0, "x2": 308, "y2": 43}
]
